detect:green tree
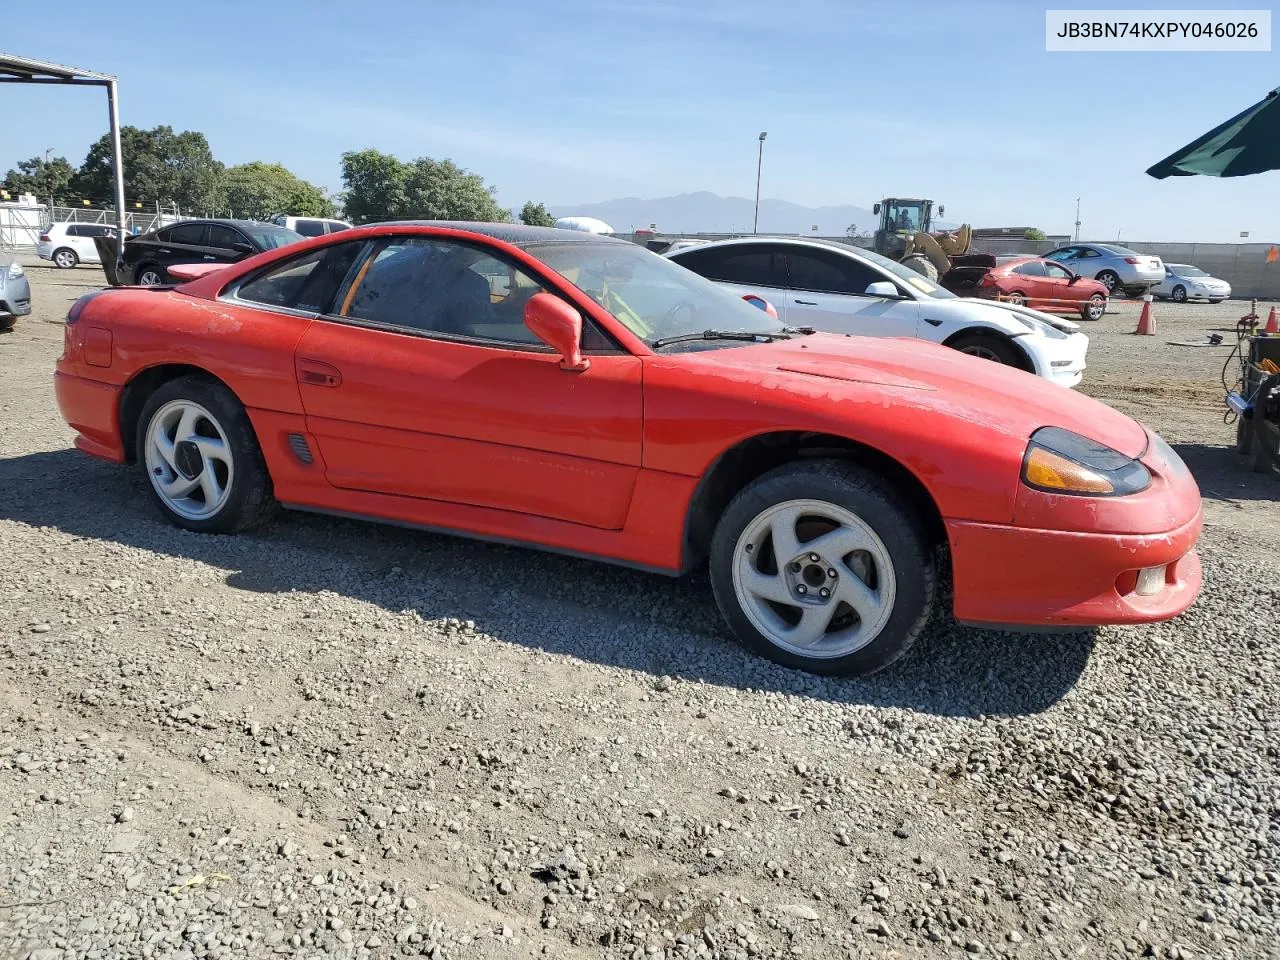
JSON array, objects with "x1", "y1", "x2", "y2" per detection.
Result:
[
  {"x1": 340, "y1": 149, "x2": 509, "y2": 223},
  {"x1": 519, "y1": 201, "x2": 555, "y2": 227},
  {"x1": 2, "y1": 155, "x2": 76, "y2": 201},
  {"x1": 221, "y1": 162, "x2": 336, "y2": 220},
  {"x1": 71, "y1": 125, "x2": 223, "y2": 213},
  {"x1": 1024, "y1": 227, "x2": 1047, "y2": 240}
]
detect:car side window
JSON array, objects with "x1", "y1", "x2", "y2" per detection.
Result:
[
  {"x1": 207, "y1": 225, "x2": 248, "y2": 250},
  {"x1": 235, "y1": 242, "x2": 364, "y2": 313},
  {"x1": 170, "y1": 223, "x2": 208, "y2": 246},
  {"x1": 1043, "y1": 248, "x2": 1069, "y2": 261},
  {"x1": 1076, "y1": 247, "x2": 1101, "y2": 259},
  {"x1": 1044, "y1": 262, "x2": 1072, "y2": 279},
  {"x1": 66, "y1": 224, "x2": 86, "y2": 237},
  {"x1": 326, "y1": 222, "x2": 350, "y2": 233},
  {"x1": 153, "y1": 227, "x2": 174, "y2": 243},
  {"x1": 674, "y1": 247, "x2": 790, "y2": 288},
  {"x1": 1012, "y1": 261, "x2": 1047, "y2": 277},
  {"x1": 337, "y1": 237, "x2": 548, "y2": 347},
  {"x1": 786, "y1": 249, "x2": 880, "y2": 295},
  {"x1": 294, "y1": 219, "x2": 326, "y2": 238}
]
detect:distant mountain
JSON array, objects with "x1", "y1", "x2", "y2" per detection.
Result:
[{"x1": 549, "y1": 191, "x2": 881, "y2": 237}]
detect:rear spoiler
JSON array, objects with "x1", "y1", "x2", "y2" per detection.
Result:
[{"x1": 167, "y1": 262, "x2": 232, "y2": 282}]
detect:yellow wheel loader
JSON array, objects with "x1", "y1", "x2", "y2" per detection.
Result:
[{"x1": 871, "y1": 198, "x2": 973, "y2": 280}]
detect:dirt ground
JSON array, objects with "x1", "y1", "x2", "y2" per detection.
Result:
[{"x1": 2, "y1": 258, "x2": 1278, "y2": 960}]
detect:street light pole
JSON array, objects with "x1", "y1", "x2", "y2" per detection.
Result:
[
  {"x1": 1074, "y1": 197, "x2": 1081, "y2": 242},
  {"x1": 753, "y1": 132, "x2": 767, "y2": 234}
]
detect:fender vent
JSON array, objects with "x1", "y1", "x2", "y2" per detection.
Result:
[{"x1": 287, "y1": 433, "x2": 314, "y2": 464}]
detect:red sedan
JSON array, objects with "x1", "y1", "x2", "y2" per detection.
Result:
[
  {"x1": 54, "y1": 223, "x2": 1201, "y2": 676},
  {"x1": 961, "y1": 256, "x2": 1110, "y2": 321}
]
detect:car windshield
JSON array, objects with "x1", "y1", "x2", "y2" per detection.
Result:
[
  {"x1": 1172, "y1": 264, "x2": 1207, "y2": 276},
  {"x1": 849, "y1": 245, "x2": 957, "y2": 299},
  {"x1": 241, "y1": 223, "x2": 303, "y2": 249},
  {"x1": 523, "y1": 241, "x2": 787, "y2": 344},
  {"x1": 1098, "y1": 244, "x2": 1141, "y2": 257}
]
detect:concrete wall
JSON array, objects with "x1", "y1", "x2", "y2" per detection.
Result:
[{"x1": 969, "y1": 237, "x2": 1280, "y2": 301}]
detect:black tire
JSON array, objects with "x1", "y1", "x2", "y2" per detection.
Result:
[
  {"x1": 1005, "y1": 290, "x2": 1028, "y2": 306},
  {"x1": 52, "y1": 247, "x2": 79, "y2": 269},
  {"x1": 1236, "y1": 416, "x2": 1253, "y2": 455},
  {"x1": 135, "y1": 263, "x2": 166, "y2": 286},
  {"x1": 135, "y1": 375, "x2": 277, "y2": 533},
  {"x1": 1171, "y1": 285, "x2": 1187, "y2": 303},
  {"x1": 1081, "y1": 294, "x2": 1106, "y2": 321},
  {"x1": 1250, "y1": 424, "x2": 1274, "y2": 474},
  {"x1": 1095, "y1": 270, "x2": 1120, "y2": 294},
  {"x1": 709, "y1": 459, "x2": 936, "y2": 676},
  {"x1": 0, "y1": 316, "x2": 16, "y2": 333},
  {"x1": 947, "y1": 331, "x2": 1025, "y2": 368}
]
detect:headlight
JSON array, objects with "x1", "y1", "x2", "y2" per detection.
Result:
[
  {"x1": 1008, "y1": 310, "x2": 1069, "y2": 338},
  {"x1": 1021, "y1": 426, "x2": 1151, "y2": 496},
  {"x1": 4, "y1": 261, "x2": 21, "y2": 280}
]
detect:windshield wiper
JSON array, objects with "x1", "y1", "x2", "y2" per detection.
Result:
[{"x1": 650, "y1": 329, "x2": 794, "y2": 348}]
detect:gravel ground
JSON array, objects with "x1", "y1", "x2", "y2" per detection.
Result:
[{"x1": 2, "y1": 260, "x2": 1278, "y2": 960}]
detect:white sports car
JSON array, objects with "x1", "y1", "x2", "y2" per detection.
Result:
[{"x1": 666, "y1": 237, "x2": 1088, "y2": 388}]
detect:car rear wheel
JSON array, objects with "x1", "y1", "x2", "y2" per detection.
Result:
[
  {"x1": 947, "y1": 331, "x2": 1024, "y2": 368},
  {"x1": 1171, "y1": 285, "x2": 1187, "y2": 303},
  {"x1": 1081, "y1": 294, "x2": 1106, "y2": 321},
  {"x1": 137, "y1": 376, "x2": 276, "y2": 534},
  {"x1": 53, "y1": 247, "x2": 79, "y2": 269},
  {"x1": 709, "y1": 460, "x2": 935, "y2": 676},
  {"x1": 136, "y1": 263, "x2": 166, "y2": 286},
  {"x1": 1096, "y1": 270, "x2": 1120, "y2": 294}
]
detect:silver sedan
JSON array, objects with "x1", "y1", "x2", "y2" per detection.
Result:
[
  {"x1": 0, "y1": 252, "x2": 32, "y2": 332},
  {"x1": 1043, "y1": 243, "x2": 1164, "y2": 297},
  {"x1": 1151, "y1": 263, "x2": 1231, "y2": 303}
]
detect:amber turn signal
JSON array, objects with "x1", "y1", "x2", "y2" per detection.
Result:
[{"x1": 1023, "y1": 447, "x2": 1115, "y2": 494}]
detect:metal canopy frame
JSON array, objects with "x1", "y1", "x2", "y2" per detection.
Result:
[{"x1": 0, "y1": 52, "x2": 126, "y2": 265}]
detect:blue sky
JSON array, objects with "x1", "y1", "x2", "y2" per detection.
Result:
[{"x1": 3, "y1": 0, "x2": 1277, "y2": 241}]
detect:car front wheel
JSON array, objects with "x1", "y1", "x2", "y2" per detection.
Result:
[
  {"x1": 137, "y1": 376, "x2": 277, "y2": 533},
  {"x1": 947, "y1": 332, "x2": 1025, "y2": 368},
  {"x1": 709, "y1": 460, "x2": 936, "y2": 676},
  {"x1": 1171, "y1": 285, "x2": 1187, "y2": 303},
  {"x1": 1081, "y1": 294, "x2": 1106, "y2": 321}
]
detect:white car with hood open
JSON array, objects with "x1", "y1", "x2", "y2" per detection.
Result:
[{"x1": 666, "y1": 237, "x2": 1088, "y2": 387}]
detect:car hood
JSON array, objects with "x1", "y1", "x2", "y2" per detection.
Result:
[{"x1": 696, "y1": 333, "x2": 1148, "y2": 457}]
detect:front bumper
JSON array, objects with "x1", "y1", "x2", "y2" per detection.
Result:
[
  {"x1": 1018, "y1": 329, "x2": 1088, "y2": 388},
  {"x1": 947, "y1": 510, "x2": 1202, "y2": 628},
  {"x1": 0, "y1": 278, "x2": 32, "y2": 317}
]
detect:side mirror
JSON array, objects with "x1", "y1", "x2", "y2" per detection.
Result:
[
  {"x1": 865, "y1": 281, "x2": 899, "y2": 298},
  {"x1": 231, "y1": 242, "x2": 254, "y2": 254},
  {"x1": 872, "y1": 203, "x2": 881, "y2": 215},
  {"x1": 741, "y1": 293, "x2": 778, "y2": 319},
  {"x1": 1067, "y1": 274, "x2": 1080, "y2": 284},
  {"x1": 524, "y1": 292, "x2": 589, "y2": 372}
]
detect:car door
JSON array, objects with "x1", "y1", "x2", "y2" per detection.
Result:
[
  {"x1": 1007, "y1": 260, "x2": 1049, "y2": 306},
  {"x1": 205, "y1": 224, "x2": 257, "y2": 264},
  {"x1": 1041, "y1": 260, "x2": 1078, "y2": 308},
  {"x1": 669, "y1": 245, "x2": 793, "y2": 321},
  {"x1": 158, "y1": 221, "x2": 210, "y2": 269},
  {"x1": 782, "y1": 247, "x2": 919, "y2": 338},
  {"x1": 291, "y1": 235, "x2": 644, "y2": 530}
]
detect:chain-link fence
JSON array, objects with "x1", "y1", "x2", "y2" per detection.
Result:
[{"x1": 0, "y1": 201, "x2": 185, "y2": 250}]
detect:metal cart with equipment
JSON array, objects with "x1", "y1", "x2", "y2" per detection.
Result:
[{"x1": 1227, "y1": 329, "x2": 1280, "y2": 475}]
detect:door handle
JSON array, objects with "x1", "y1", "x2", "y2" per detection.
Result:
[
  {"x1": 295, "y1": 357, "x2": 342, "y2": 388},
  {"x1": 794, "y1": 299, "x2": 818, "y2": 306}
]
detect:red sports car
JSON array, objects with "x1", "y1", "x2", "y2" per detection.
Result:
[
  {"x1": 952, "y1": 256, "x2": 1110, "y2": 321},
  {"x1": 54, "y1": 223, "x2": 1202, "y2": 676}
]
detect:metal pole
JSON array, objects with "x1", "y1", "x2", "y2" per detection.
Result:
[
  {"x1": 753, "y1": 132, "x2": 767, "y2": 234},
  {"x1": 106, "y1": 79, "x2": 127, "y2": 266},
  {"x1": 1073, "y1": 197, "x2": 1081, "y2": 243}
]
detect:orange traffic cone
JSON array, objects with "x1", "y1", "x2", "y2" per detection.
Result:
[
  {"x1": 1265, "y1": 305, "x2": 1278, "y2": 335},
  {"x1": 1134, "y1": 296, "x2": 1155, "y2": 335}
]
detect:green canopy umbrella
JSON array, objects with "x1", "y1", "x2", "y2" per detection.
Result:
[{"x1": 1147, "y1": 86, "x2": 1280, "y2": 179}]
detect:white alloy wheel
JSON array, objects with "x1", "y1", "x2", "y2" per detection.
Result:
[
  {"x1": 731, "y1": 498, "x2": 896, "y2": 659},
  {"x1": 143, "y1": 399, "x2": 235, "y2": 521}
]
